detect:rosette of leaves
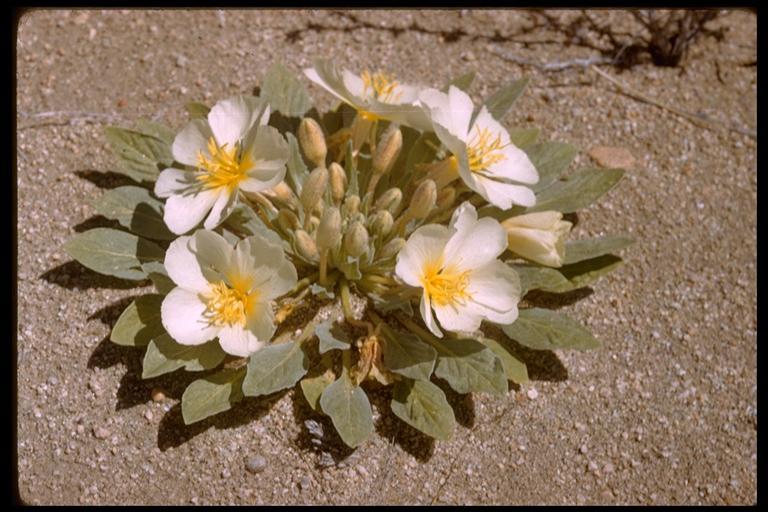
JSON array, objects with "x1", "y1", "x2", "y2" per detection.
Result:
[{"x1": 65, "y1": 63, "x2": 631, "y2": 447}]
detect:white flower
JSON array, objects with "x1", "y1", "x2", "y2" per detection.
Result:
[
  {"x1": 160, "y1": 230, "x2": 298, "y2": 357},
  {"x1": 154, "y1": 96, "x2": 288, "y2": 235},
  {"x1": 419, "y1": 86, "x2": 539, "y2": 209},
  {"x1": 395, "y1": 201, "x2": 521, "y2": 337},
  {"x1": 304, "y1": 60, "x2": 432, "y2": 131},
  {"x1": 502, "y1": 211, "x2": 572, "y2": 267}
]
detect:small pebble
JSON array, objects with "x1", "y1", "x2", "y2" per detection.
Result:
[
  {"x1": 144, "y1": 410, "x2": 154, "y2": 422},
  {"x1": 151, "y1": 388, "x2": 166, "y2": 402},
  {"x1": 245, "y1": 455, "x2": 267, "y2": 474},
  {"x1": 93, "y1": 426, "x2": 110, "y2": 440},
  {"x1": 304, "y1": 419, "x2": 324, "y2": 438},
  {"x1": 299, "y1": 476, "x2": 311, "y2": 490},
  {"x1": 527, "y1": 388, "x2": 539, "y2": 400}
]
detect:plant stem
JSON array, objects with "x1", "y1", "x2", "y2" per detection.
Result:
[
  {"x1": 394, "y1": 313, "x2": 443, "y2": 351},
  {"x1": 319, "y1": 249, "x2": 329, "y2": 286}
]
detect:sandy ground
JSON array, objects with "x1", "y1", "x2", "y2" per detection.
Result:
[{"x1": 16, "y1": 9, "x2": 756, "y2": 505}]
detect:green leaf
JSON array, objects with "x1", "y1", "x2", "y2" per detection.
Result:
[
  {"x1": 142, "y1": 334, "x2": 226, "y2": 379},
  {"x1": 185, "y1": 101, "x2": 210, "y2": 119},
  {"x1": 481, "y1": 77, "x2": 530, "y2": 122},
  {"x1": 381, "y1": 329, "x2": 437, "y2": 381},
  {"x1": 284, "y1": 132, "x2": 309, "y2": 195},
  {"x1": 181, "y1": 367, "x2": 246, "y2": 424},
  {"x1": 554, "y1": 254, "x2": 624, "y2": 291},
  {"x1": 432, "y1": 337, "x2": 507, "y2": 395},
  {"x1": 242, "y1": 342, "x2": 309, "y2": 397},
  {"x1": 563, "y1": 236, "x2": 634, "y2": 265},
  {"x1": 140, "y1": 261, "x2": 176, "y2": 295},
  {"x1": 525, "y1": 142, "x2": 578, "y2": 192},
  {"x1": 224, "y1": 203, "x2": 287, "y2": 250},
  {"x1": 135, "y1": 119, "x2": 176, "y2": 145},
  {"x1": 444, "y1": 71, "x2": 476, "y2": 92},
  {"x1": 300, "y1": 354, "x2": 335, "y2": 411},
  {"x1": 92, "y1": 186, "x2": 175, "y2": 240},
  {"x1": 104, "y1": 126, "x2": 173, "y2": 183},
  {"x1": 527, "y1": 167, "x2": 624, "y2": 214},
  {"x1": 319, "y1": 371, "x2": 373, "y2": 448},
  {"x1": 402, "y1": 132, "x2": 440, "y2": 181},
  {"x1": 345, "y1": 139, "x2": 359, "y2": 196},
  {"x1": 316, "y1": 320, "x2": 352, "y2": 354},
  {"x1": 261, "y1": 63, "x2": 312, "y2": 117},
  {"x1": 110, "y1": 294, "x2": 165, "y2": 347},
  {"x1": 64, "y1": 228, "x2": 164, "y2": 280},
  {"x1": 391, "y1": 379, "x2": 456, "y2": 440},
  {"x1": 509, "y1": 263, "x2": 572, "y2": 295},
  {"x1": 502, "y1": 308, "x2": 601, "y2": 351},
  {"x1": 508, "y1": 127, "x2": 540, "y2": 149},
  {"x1": 475, "y1": 336, "x2": 529, "y2": 383}
]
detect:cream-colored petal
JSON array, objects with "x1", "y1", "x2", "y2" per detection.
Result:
[
  {"x1": 466, "y1": 260, "x2": 521, "y2": 325},
  {"x1": 154, "y1": 168, "x2": 195, "y2": 198},
  {"x1": 217, "y1": 323, "x2": 265, "y2": 357},
  {"x1": 208, "y1": 96, "x2": 259, "y2": 148},
  {"x1": 503, "y1": 211, "x2": 562, "y2": 229},
  {"x1": 433, "y1": 302, "x2": 482, "y2": 334},
  {"x1": 420, "y1": 292, "x2": 443, "y2": 338},
  {"x1": 395, "y1": 224, "x2": 452, "y2": 287},
  {"x1": 193, "y1": 229, "x2": 234, "y2": 279},
  {"x1": 245, "y1": 300, "x2": 277, "y2": 342},
  {"x1": 172, "y1": 119, "x2": 213, "y2": 167},
  {"x1": 442, "y1": 203, "x2": 507, "y2": 271},
  {"x1": 161, "y1": 287, "x2": 219, "y2": 345},
  {"x1": 164, "y1": 236, "x2": 209, "y2": 292},
  {"x1": 484, "y1": 144, "x2": 539, "y2": 185},
  {"x1": 162, "y1": 188, "x2": 220, "y2": 235},
  {"x1": 474, "y1": 175, "x2": 537, "y2": 209},
  {"x1": 203, "y1": 189, "x2": 236, "y2": 230}
]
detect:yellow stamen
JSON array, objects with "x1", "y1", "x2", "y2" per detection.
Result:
[
  {"x1": 196, "y1": 137, "x2": 254, "y2": 190},
  {"x1": 204, "y1": 281, "x2": 255, "y2": 327},
  {"x1": 360, "y1": 70, "x2": 402, "y2": 103},
  {"x1": 420, "y1": 258, "x2": 471, "y2": 307},
  {"x1": 466, "y1": 127, "x2": 507, "y2": 173}
]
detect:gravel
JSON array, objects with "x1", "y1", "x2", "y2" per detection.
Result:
[{"x1": 17, "y1": 8, "x2": 756, "y2": 506}]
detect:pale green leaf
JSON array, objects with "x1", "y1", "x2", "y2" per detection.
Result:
[
  {"x1": 135, "y1": 119, "x2": 176, "y2": 145},
  {"x1": 185, "y1": 101, "x2": 210, "y2": 119},
  {"x1": 391, "y1": 379, "x2": 456, "y2": 440},
  {"x1": 92, "y1": 186, "x2": 175, "y2": 240},
  {"x1": 142, "y1": 334, "x2": 226, "y2": 379},
  {"x1": 181, "y1": 367, "x2": 246, "y2": 424},
  {"x1": 480, "y1": 77, "x2": 530, "y2": 122},
  {"x1": 502, "y1": 308, "x2": 601, "y2": 351},
  {"x1": 64, "y1": 228, "x2": 164, "y2": 280},
  {"x1": 316, "y1": 320, "x2": 352, "y2": 354},
  {"x1": 527, "y1": 167, "x2": 624, "y2": 214},
  {"x1": 381, "y1": 329, "x2": 437, "y2": 381},
  {"x1": 224, "y1": 203, "x2": 287, "y2": 250},
  {"x1": 261, "y1": 63, "x2": 312, "y2": 117},
  {"x1": 284, "y1": 132, "x2": 309, "y2": 195},
  {"x1": 509, "y1": 263, "x2": 572, "y2": 295},
  {"x1": 242, "y1": 342, "x2": 309, "y2": 397},
  {"x1": 444, "y1": 71, "x2": 476, "y2": 92},
  {"x1": 319, "y1": 372, "x2": 373, "y2": 448},
  {"x1": 525, "y1": 141, "x2": 578, "y2": 192},
  {"x1": 300, "y1": 354, "x2": 335, "y2": 411},
  {"x1": 563, "y1": 236, "x2": 634, "y2": 265},
  {"x1": 508, "y1": 127, "x2": 540, "y2": 149},
  {"x1": 475, "y1": 336, "x2": 529, "y2": 383},
  {"x1": 432, "y1": 337, "x2": 507, "y2": 395},
  {"x1": 104, "y1": 126, "x2": 173, "y2": 182},
  {"x1": 552, "y1": 254, "x2": 624, "y2": 291},
  {"x1": 110, "y1": 294, "x2": 165, "y2": 347},
  {"x1": 140, "y1": 261, "x2": 176, "y2": 295}
]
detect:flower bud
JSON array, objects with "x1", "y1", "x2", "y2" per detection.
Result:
[
  {"x1": 368, "y1": 210, "x2": 393, "y2": 238},
  {"x1": 298, "y1": 117, "x2": 327, "y2": 168},
  {"x1": 329, "y1": 162, "x2": 347, "y2": 204},
  {"x1": 263, "y1": 181, "x2": 299, "y2": 209},
  {"x1": 294, "y1": 229, "x2": 319, "y2": 262},
  {"x1": 407, "y1": 179, "x2": 437, "y2": 220},
  {"x1": 376, "y1": 237, "x2": 405, "y2": 261},
  {"x1": 316, "y1": 206, "x2": 342, "y2": 250},
  {"x1": 435, "y1": 186, "x2": 456, "y2": 211},
  {"x1": 373, "y1": 187, "x2": 402, "y2": 214},
  {"x1": 372, "y1": 127, "x2": 402, "y2": 175},
  {"x1": 501, "y1": 211, "x2": 572, "y2": 267},
  {"x1": 300, "y1": 166, "x2": 329, "y2": 216},
  {"x1": 342, "y1": 194, "x2": 360, "y2": 218},
  {"x1": 277, "y1": 208, "x2": 300, "y2": 232},
  {"x1": 343, "y1": 221, "x2": 369, "y2": 259}
]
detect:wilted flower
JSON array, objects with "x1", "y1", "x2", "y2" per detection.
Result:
[
  {"x1": 502, "y1": 211, "x2": 572, "y2": 267},
  {"x1": 395, "y1": 202, "x2": 521, "y2": 337},
  {"x1": 419, "y1": 86, "x2": 539, "y2": 209},
  {"x1": 154, "y1": 96, "x2": 288, "y2": 234},
  {"x1": 160, "y1": 230, "x2": 297, "y2": 357}
]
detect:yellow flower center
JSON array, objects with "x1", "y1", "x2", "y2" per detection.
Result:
[
  {"x1": 196, "y1": 137, "x2": 254, "y2": 190},
  {"x1": 466, "y1": 127, "x2": 507, "y2": 173},
  {"x1": 361, "y1": 70, "x2": 402, "y2": 103},
  {"x1": 420, "y1": 258, "x2": 472, "y2": 307},
  {"x1": 204, "y1": 281, "x2": 255, "y2": 327}
]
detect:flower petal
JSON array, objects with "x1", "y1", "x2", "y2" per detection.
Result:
[
  {"x1": 217, "y1": 323, "x2": 265, "y2": 357},
  {"x1": 208, "y1": 96, "x2": 260, "y2": 148},
  {"x1": 474, "y1": 175, "x2": 537, "y2": 209},
  {"x1": 163, "y1": 188, "x2": 220, "y2": 235},
  {"x1": 305, "y1": 63, "x2": 359, "y2": 107},
  {"x1": 342, "y1": 69, "x2": 366, "y2": 99},
  {"x1": 155, "y1": 168, "x2": 196, "y2": 198},
  {"x1": 433, "y1": 302, "x2": 482, "y2": 334},
  {"x1": 485, "y1": 144, "x2": 539, "y2": 185},
  {"x1": 161, "y1": 287, "x2": 219, "y2": 345},
  {"x1": 172, "y1": 119, "x2": 213, "y2": 167},
  {"x1": 395, "y1": 224, "x2": 452, "y2": 287},
  {"x1": 203, "y1": 188, "x2": 237, "y2": 230},
  {"x1": 442, "y1": 203, "x2": 507, "y2": 270},
  {"x1": 193, "y1": 229, "x2": 234, "y2": 279},
  {"x1": 246, "y1": 299, "x2": 277, "y2": 342},
  {"x1": 164, "y1": 236, "x2": 209, "y2": 292},
  {"x1": 466, "y1": 260, "x2": 521, "y2": 325},
  {"x1": 420, "y1": 292, "x2": 443, "y2": 338}
]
